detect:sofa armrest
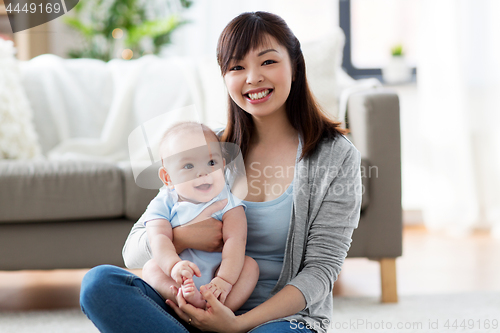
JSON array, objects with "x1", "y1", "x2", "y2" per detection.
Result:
[{"x1": 347, "y1": 88, "x2": 403, "y2": 258}]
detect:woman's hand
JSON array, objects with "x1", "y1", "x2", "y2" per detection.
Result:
[
  {"x1": 171, "y1": 199, "x2": 227, "y2": 253},
  {"x1": 166, "y1": 285, "x2": 243, "y2": 333}
]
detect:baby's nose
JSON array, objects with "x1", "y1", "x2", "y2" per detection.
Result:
[
  {"x1": 197, "y1": 165, "x2": 217, "y2": 177},
  {"x1": 196, "y1": 167, "x2": 211, "y2": 177}
]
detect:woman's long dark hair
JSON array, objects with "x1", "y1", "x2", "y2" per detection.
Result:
[{"x1": 217, "y1": 11, "x2": 347, "y2": 160}]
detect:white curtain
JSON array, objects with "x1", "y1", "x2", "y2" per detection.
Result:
[
  {"x1": 168, "y1": 0, "x2": 339, "y2": 58},
  {"x1": 417, "y1": 0, "x2": 500, "y2": 236}
]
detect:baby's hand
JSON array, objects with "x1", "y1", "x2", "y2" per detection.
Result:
[
  {"x1": 170, "y1": 260, "x2": 201, "y2": 285},
  {"x1": 205, "y1": 276, "x2": 233, "y2": 304}
]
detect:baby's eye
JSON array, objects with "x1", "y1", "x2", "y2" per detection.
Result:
[
  {"x1": 229, "y1": 65, "x2": 244, "y2": 71},
  {"x1": 183, "y1": 163, "x2": 194, "y2": 170},
  {"x1": 262, "y1": 60, "x2": 276, "y2": 65},
  {"x1": 208, "y1": 160, "x2": 217, "y2": 167}
]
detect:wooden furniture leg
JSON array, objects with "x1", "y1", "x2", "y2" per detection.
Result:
[{"x1": 379, "y1": 258, "x2": 398, "y2": 303}]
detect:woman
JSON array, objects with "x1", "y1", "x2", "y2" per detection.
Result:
[{"x1": 80, "y1": 11, "x2": 361, "y2": 333}]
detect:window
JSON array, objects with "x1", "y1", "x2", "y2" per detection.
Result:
[{"x1": 339, "y1": 0, "x2": 418, "y2": 80}]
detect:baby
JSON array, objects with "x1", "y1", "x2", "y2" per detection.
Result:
[{"x1": 141, "y1": 122, "x2": 258, "y2": 311}]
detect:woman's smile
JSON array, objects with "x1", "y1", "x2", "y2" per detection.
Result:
[{"x1": 244, "y1": 88, "x2": 274, "y2": 104}]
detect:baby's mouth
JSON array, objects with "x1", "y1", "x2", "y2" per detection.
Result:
[{"x1": 195, "y1": 183, "x2": 212, "y2": 191}]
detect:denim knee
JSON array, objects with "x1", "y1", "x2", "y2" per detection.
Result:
[{"x1": 80, "y1": 264, "x2": 124, "y2": 313}]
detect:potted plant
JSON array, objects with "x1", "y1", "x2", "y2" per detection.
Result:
[
  {"x1": 382, "y1": 44, "x2": 412, "y2": 84},
  {"x1": 64, "y1": 0, "x2": 192, "y2": 61}
]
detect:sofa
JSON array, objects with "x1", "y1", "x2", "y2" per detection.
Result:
[{"x1": 0, "y1": 32, "x2": 402, "y2": 303}]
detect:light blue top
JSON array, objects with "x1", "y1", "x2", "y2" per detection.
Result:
[
  {"x1": 139, "y1": 183, "x2": 244, "y2": 227},
  {"x1": 138, "y1": 183, "x2": 245, "y2": 288},
  {"x1": 237, "y1": 182, "x2": 294, "y2": 314},
  {"x1": 233, "y1": 137, "x2": 301, "y2": 314}
]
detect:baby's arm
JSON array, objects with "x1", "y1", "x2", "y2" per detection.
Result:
[
  {"x1": 146, "y1": 219, "x2": 200, "y2": 284},
  {"x1": 206, "y1": 206, "x2": 247, "y2": 302}
]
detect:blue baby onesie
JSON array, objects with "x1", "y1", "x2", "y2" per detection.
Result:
[{"x1": 139, "y1": 183, "x2": 245, "y2": 288}]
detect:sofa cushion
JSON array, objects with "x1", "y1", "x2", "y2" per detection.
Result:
[
  {"x1": 0, "y1": 160, "x2": 124, "y2": 223},
  {"x1": 118, "y1": 161, "x2": 159, "y2": 222}
]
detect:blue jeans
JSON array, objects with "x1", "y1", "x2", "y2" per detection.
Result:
[{"x1": 80, "y1": 265, "x2": 313, "y2": 333}]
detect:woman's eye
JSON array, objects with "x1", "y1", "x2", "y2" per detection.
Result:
[
  {"x1": 183, "y1": 164, "x2": 194, "y2": 170},
  {"x1": 263, "y1": 60, "x2": 276, "y2": 65},
  {"x1": 208, "y1": 160, "x2": 217, "y2": 167},
  {"x1": 229, "y1": 65, "x2": 243, "y2": 71}
]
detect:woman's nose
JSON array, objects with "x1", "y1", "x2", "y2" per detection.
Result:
[{"x1": 246, "y1": 67, "x2": 264, "y2": 85}]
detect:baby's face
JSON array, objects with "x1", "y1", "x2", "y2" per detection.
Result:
[{"x1": 161, "y1": 133, "x2": 226, "y2": 204}]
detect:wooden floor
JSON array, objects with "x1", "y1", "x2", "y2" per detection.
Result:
[{"x1": 1, "y1": 226, "x2": 499, "y2": 311}]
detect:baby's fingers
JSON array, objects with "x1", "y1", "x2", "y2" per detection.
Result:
[
  {"x1": 219, "y1": 292, "x2": 228, "y2": 304},
  {"x1": 171, "y1": 272, "x2": 184, "y2": 285},
  {"x1": 187, "y1": 262, "x2": 202, "y2": 278},
  {"x1": 180, "y1": 269, "x2": 193, "y2": 280}
]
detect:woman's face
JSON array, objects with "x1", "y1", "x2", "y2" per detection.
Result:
[{"x1": 223, "y1": 35, "x2": 293, "y2": 119}]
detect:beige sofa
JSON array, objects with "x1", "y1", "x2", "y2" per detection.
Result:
[{"x1": 0, "y1": 50, "x2": 401, "y2": 303}]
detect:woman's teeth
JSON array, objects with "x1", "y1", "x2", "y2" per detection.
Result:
[{"x1": 248, "y1": 89, "x2": 270, "y2": 100}]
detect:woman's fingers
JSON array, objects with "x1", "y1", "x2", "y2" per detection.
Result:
[
  {"x1": 170, "y1": 286, "x2": 179, "y2": 298},
  {"x1": 166, "y1": 291, "x2": 190, "y2": 323},
  {"x1": 169, "y1": 287, "x2": 199, "y2": 321},
  {"x1": 200, "y1": 285, "x2": 223, "y2": 310}
]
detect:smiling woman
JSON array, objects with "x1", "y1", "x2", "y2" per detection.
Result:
[
  {"x1": 223, "y1": 40, "x2": 293, "y2": 120},
  {"x1": 80, "y1": 11, "x2": 361, "y2": 333}
]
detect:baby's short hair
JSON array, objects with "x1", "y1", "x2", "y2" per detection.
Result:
[{"x1": 159, "y1": 122, "x2": 220, "y2": 160}]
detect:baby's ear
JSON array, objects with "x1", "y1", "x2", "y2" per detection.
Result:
[{"x1": 158, "y1": 167, "x2": 172, "y2": 188}]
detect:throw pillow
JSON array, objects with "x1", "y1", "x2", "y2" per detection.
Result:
[
  {"x1": 0, "y1": 39, "x2": 42, "y2": 159},
  {"x1": 301, "y1": 28, "x2": 346, "y2": 119}
]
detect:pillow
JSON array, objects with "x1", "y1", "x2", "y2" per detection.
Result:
[
  {"x1": 302, "y1": 27, "x2": 346, "y2": 119},
  {"x1": 196, "y1": 56, "x2": 229, "y2": 130},
  {"x1": 0, "y1": 39, "x2": 42, "y2": 159}
]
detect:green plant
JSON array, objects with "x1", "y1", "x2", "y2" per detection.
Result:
[
  {"x1": 64, "y1": 0, "x2": 192, "y2": 61},
  {"x1": 391, "y1": 44, "x2": 404, "y2": 57}
]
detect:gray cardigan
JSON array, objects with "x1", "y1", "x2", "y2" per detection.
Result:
[
  {"x1": 267, "y1": 134, "x2": 362, "y2": 332},
  {"x1": 122, "y1": 134, "x2": 362, "y2": 333}
]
